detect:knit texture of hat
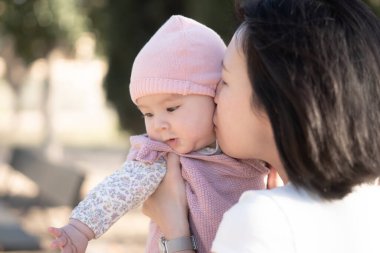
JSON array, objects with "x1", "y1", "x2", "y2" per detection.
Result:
[{"x1": 129, "y1": 15, "x2": 226, "y2": 104}]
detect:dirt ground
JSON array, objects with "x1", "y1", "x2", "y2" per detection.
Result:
[{"x1": 0, "y1": 146, "x2": 150, "y2": 253}]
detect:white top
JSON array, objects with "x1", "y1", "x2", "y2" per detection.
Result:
[{"x1": 212, "y1": 182, "x2": 380, "y2": 253}]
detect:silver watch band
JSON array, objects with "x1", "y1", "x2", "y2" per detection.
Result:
[{"x1": 160, "y1": 235, "x2": 197, "y2": 253}]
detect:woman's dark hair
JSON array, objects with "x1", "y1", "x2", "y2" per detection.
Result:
[{"x1": 236, "y1": 0, "x2": 380, "y2": 199}]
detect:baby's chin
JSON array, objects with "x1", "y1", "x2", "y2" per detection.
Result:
[
  {"x1": 171, "y1": 144, "x2": 199, "y2": 155},
  {"x1": 171, "y1": 146, "x2": 192, "y2": 155},
  {"x1": 164, "y1": 139, "x2": 189, "y2": 154},
  {"x1": 168, "y1": 138, "x2": 216, "y2": 154}
]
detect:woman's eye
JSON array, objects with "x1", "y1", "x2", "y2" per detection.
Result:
[
  {"x1": 167, "y1": 106, "x2": 180, "y2": 112},
  {"x1": 143, "y1": 113, "x2": 153, "y2": 118}
]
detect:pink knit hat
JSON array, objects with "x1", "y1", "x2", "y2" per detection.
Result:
[{"x1": 129, "y1": 15, "x2": 226, "y2": 104}]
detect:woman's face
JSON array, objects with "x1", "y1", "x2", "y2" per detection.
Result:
[{"x1": 213, "y1": 34, "x2": 280, "y2": 167}]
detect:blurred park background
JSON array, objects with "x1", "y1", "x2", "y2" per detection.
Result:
[{"x1": 0, "y1": 0, "x2": 379, "y2": 252}]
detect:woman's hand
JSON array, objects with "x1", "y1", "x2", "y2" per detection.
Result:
[{"x1": 142, "y1": 153, "x2": 191, "y2": 239}]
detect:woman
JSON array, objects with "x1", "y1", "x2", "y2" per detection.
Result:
[{"x1": 143, "y1": 0, "x2": 380, "y2": 252}]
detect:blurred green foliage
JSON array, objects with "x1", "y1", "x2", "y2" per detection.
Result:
[
  {"x1": 0, "y1": 0, "x2": 379, "y2": 134},
  {"x1": 82, "y1": 0, "x2": 238, "y2": 134},
  {"x1": 365, "y1": 0, "x2": 380, "y2": 15},
  {"x1": 0, "y1": 0, "x2": 86, "y2": 63},
  {"x1": 82, "y1": 0, "x2": 187, "y2": 133}
]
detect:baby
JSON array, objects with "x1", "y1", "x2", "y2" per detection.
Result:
[{"x1": 49, "y1": 15, "x2": 269, "y2": 253}]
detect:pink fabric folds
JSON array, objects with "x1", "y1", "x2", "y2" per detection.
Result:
[{"x1": 128, "y1": 135, "x2": 268, "y2": 253}]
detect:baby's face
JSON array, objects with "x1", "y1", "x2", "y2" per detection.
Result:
[{"x1": 136, "y1": 94, "x2": 216, "y2": 154}]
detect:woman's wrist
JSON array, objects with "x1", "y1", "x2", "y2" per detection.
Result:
[
  {"x1": 159, "y1": 235, "x2": 197, "y2": 253},
  {"x1": 162, "y1": 218, "x2": 191, "y2": 240}
]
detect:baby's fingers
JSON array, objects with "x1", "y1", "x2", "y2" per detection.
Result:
[
  {"x1": 50, "y1": 236, "x2": 68, "y2": 249},
  {"x1": 48, "y1": 227, "x2": 62, "y2": 238},
  {"x1": 48, "y1": 227, "x2": 68, "y2": 249}
]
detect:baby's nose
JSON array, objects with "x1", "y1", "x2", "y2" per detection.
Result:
[{"x1": 154, "y1": 117, "x2": 169, "y2": 131}]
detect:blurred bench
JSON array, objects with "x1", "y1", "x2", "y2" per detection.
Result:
[
  {"x1": 0, "y1": 147, "x2": 85, "y2": 251},
  {"x1": 8, "y1": 147, "x2": 85, "y2": 208},
  {"x1": 0, "y1": 203, "x2": 40, "y2": 251}
]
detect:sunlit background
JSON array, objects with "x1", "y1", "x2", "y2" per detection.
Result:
[{"x1": 0, "y1": 0, "x2": 379, "y2": 252}]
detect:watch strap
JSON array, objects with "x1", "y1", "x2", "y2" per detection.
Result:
[{"x1": 161, "y1": 235, "x2": 197, "y2": 252}]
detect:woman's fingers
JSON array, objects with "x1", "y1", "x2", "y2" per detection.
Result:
[
  {"x1": 142, "y1": 152, "x2": 190, "y2": 237},
  {"x1": 142, "y1": 153, "x2": 182, "y2": 217},
  {"x1": 166, "y1": 152, "x2": 181, "y2": 174}
]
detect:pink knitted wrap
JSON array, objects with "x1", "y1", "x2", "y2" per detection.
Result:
[{"x1": 128, "y1": 135, "x2": 268, "y2": 253}]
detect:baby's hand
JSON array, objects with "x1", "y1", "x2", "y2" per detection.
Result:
[{"x1": 48, "y1": 225, "x2": 89, "y2": 253}]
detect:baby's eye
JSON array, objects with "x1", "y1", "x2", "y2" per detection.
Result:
[{"x1": 167, "y1": 106, "x2": 180, "y2": 112}]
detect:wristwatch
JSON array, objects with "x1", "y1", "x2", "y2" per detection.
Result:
[{"x1": 159, "y1": 235, "x2": 198, "y2": 253}]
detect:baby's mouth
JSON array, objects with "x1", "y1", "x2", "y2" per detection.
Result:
[{"x1": 165, "y1": 138, "x2": 177, "y2": 147}]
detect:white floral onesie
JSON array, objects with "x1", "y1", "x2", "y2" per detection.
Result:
[
  {"x1": 70, "y1": 157, "x2": 166, "y2": 237},
  {"x1": 70, "y1": 134, "x2": 220, "y2": 238}
]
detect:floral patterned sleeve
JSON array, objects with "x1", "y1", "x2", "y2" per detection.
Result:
[{"x1": 70, "y1": 159, "x2": 166, "y2": 238}]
